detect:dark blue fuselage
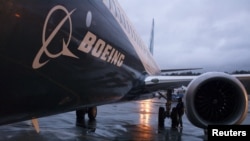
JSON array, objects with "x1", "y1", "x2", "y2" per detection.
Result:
[{"x1": 0, "y1": 0, "x2": 160, "y2": 125}]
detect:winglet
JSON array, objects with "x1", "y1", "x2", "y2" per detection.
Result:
[{"x1": 31, "y1": 118, "x2": 40, "y2": 133}]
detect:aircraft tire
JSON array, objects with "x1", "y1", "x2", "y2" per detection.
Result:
[
  {"x1": 158, "y1": 107, "x2": 165, "y2": 127},
  {"x1": 88, "y1": 106, "x2": 97, "y2": 120}
]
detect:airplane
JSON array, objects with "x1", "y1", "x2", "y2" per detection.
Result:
[{"x1": 0, "y1": 0, "x2": 249, "y2": 133}]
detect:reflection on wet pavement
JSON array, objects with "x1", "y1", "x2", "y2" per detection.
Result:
[
  {"x1": 0, "y1": 98, "x2": 249, "y2": 141},
  {"x1": 139, "y1": 99, "x2": 152, "y2": 126}
]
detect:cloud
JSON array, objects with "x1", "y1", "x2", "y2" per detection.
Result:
[{"x1": 118, "y1": 0, "x2": 250, "y2": 73}]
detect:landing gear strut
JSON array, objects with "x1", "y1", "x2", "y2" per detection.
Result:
[{"x1": 158, "y1": 89, "x2": 173, "y2": 128}]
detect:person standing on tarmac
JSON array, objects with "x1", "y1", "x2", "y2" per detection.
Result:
[{"x1": 176, "y1": 97, "x2": 185, "y2": 128}]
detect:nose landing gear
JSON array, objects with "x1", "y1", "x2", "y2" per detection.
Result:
[{"x1": 76, "y1": 106, "x2": 97, "y2": 126}]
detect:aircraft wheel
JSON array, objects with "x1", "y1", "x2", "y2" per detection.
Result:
[
  {"x1": 88, "y1": 106, "x2": 97, "y2": 120},
  {"x1": 158, "y1": 107, "x2": 165, "y2": 127},
  {"x1": 76, "y1": 109, "x2": 86, "y2": 120},
  {"x1": 76, "y1": 108, "x2": 87, "y2": 126}
]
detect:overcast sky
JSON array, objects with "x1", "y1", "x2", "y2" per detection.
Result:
[{"x1": 118, "y1": 0, "x2": 250, "y2": 73}]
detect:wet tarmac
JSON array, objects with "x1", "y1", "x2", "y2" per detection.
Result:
[{"x1": 0, "y1": 98, "x2": 249, "y2": 141}]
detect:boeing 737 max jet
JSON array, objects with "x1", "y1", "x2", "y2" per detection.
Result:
[{"x1": 0, "y1": 0, "x2": 249, "y2": 132}]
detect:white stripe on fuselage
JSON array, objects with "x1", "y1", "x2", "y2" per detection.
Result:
[{"x1": 103, "y1": 0, "x2": 160, "y2": 75}]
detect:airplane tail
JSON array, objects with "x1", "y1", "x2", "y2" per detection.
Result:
[{"x1": 149, "y1": 19, "x2": 154, "y2": 55}]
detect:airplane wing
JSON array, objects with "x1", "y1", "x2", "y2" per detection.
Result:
[
  {"x1": 145, "y1": 72, "x2": 250, "y2": 94},
  {"x1": 232, "y1": 74, "x2": 250, "y2": 95},
  {"x1": 145, "y1": 75, "x2": 195, "y2": 91},
  {"x1": 144, "y1": 72, "x2": 250, "y2": 129},
  {"x1": 160, "y1": 68, "x2": 202, "y2": 73}
]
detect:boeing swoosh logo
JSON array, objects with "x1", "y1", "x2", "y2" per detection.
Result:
[
  {"x1": 33, "y1": 5, "x2": 125, "y2": 70},
  {"x1": 32, "y1": 5, "x2": 79, "y2": 69}
]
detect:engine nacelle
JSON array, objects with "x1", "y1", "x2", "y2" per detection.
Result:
[{"x1": 184, "y1": 72, "x2": 248, "y2": 129}]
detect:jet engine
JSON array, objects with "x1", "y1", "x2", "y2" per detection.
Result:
[{"x1": 184, "y1": 72, "x2": 248, "y2": 129}]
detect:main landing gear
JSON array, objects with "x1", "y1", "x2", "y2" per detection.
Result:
[
  {"x1": 158, "y1": 89, "x2": 173, "y2": 128},
  {"x1": 76, "y1": 106, "x2": 97, "y2": 126}
]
